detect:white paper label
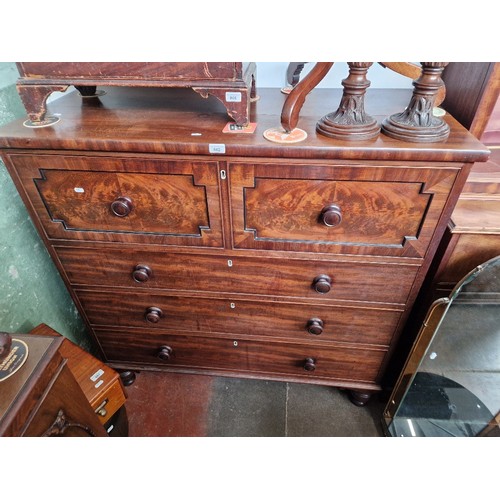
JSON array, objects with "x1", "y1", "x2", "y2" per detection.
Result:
[
  {"x1": 225, "y1": 92, "x2": 242, "y2": 102},
  {"x1": 95, "y1": 380, "x2": 104, "y2": 389},
  {"x1": 74, "y1": 187, "x2": 85, "y2": 193},
  {"x1": 209, "y1": 143, "x2": 226, "y2": 154},
  {"x1": 90, "y1": 368, "x2": 104, "y2": 382}
]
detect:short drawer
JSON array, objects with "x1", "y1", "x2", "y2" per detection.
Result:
[
  {"x1": 95, "y1": 330, "x2": 387, "y2": 384},
  {"x1": 56, "y1": 246, "x2": 418, "y2": 305},
  {"x1": 77, "y1": 290, "x2": 402, "y2": 347},
  {"x1": 6, "y1": 153, "x2": 223, "y2": 247},
  {"x1": 91, "y1": 378, "x2": 126, "y2": 425},
  {"x1": 229, "y1": 162, "x2": 458, "y2": 258}
]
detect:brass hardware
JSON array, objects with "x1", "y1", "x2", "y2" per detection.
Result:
[
  {"x1": 95, "y1": 398, "x2": 109, "y2": 417},
  {"x1": 42, "y1": 409, "x2": 96, "y2": 437}
]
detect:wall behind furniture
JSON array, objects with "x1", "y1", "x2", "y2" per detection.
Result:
[
  {"x1": 256, "y1": 62, "x2": 412, "y2": 89},
  {"x1": 0, "y1": 61, "x2": 412, "y2": 351},
  {"x1": 0, "y1": 62, "x2": 91, "y2": 349}
]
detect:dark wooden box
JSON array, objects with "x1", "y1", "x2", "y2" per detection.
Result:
[{"x1": 16, "y1": 62, "x2": 256, "y2": 126}]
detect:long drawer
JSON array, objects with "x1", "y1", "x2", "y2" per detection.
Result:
[
  {"x1": 56, "y1": 246, "x2": 418, "y2": 305},
  {"x1": 95, "y1": 330, "x2": 387, "y2": 384},
  {"x1": 76, "y1": 290, "x2": 402, "y2": 346}
]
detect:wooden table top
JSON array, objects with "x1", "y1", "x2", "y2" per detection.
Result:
[{"x1": 0, "y1": 86, "x2": 491, "y2": 163}]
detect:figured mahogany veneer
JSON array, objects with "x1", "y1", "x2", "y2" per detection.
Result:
[
  {"x1": 11, "y1": 154, "x2": 223, "y2": 247},
  {"x1": 0, "y1": 86, "x2": 489, "y2": 404},
  {"x1": 229, "y1": 162, "x2": 457, "y2": 257}
]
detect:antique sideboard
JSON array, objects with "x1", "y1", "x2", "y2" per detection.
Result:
[{"x1": 0, "y1": 82, "x2": 489, "y2": 405}]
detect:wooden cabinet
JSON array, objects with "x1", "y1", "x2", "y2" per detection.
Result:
[
  {"x1": 29, "y1": 323, "x2": 127, "y2": 427},
  {"x1": 16, "y1": 62, "x2": 257, "y2": 126},
  {"x1": 0, "y1": 85, "x2": 489, "y2": 404},
  {"x1": 0, "y1": 331, "x2": 108, "y2": 437}
]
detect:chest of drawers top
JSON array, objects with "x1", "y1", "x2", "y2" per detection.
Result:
[{"x1": 0, "y1": 86, "x2": 489, "y2": 163}]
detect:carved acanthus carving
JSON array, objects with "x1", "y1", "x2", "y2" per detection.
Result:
[
  {"x1": 382, "y1": 62, "x2": 450, "y2": 143},
  {"x1": 316, "y1": 62, "x2": 380, "y2": 140}
]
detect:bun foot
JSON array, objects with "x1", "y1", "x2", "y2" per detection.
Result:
[
  {"x1": 119, "y1": 370, "x2": 137, "y2": 387},
  {"x1": 349, "y1": 390, "x2": 372, "y2": 406}
]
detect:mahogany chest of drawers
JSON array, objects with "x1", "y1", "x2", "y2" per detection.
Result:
[{"x1": 0, "y1": 85, "x2": 489, "y2": 405}]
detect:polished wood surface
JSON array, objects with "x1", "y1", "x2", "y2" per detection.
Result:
[
  {"x1": 229, "y1": 161, "x2": 458, "y2": 258},
  {"x1": 22, "y1": 362, "x2": 107, "y2": 436},
  {"x1": 75, "y1": 289, "x2": 402, "y2": 346},
  {"x1": 0, "y1": 87, "x2": 488, "y2": 163},
  {"x1": 95, "y1": 330, "x2": 387, "y2": 388},
  {"x1": 0, "y1": 85, "x2": 490, "y2": 403},
  {"x1": 8, "y1": 153, "x2": 223, "y2": 247},
  {"x1": 54, "y1": 246, "x2": 418, "y2": 305},
  {"x1": 29, "y1": 323, "x2": 127, "y2": 425}
]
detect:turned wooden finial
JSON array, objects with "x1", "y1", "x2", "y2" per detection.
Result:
[
  {"x1": 316, "y1": 62, "x2": 380, "y2": 140},
  {"x1": 381, "y1": 62, "x2": 450, "y2": 142}
]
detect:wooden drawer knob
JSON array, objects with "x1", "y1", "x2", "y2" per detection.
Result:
[
  {"x1": 110, "y1": 196, "x2": 133, "y2": 217},
  {"x1": 157, "y1": 345, "x2": 173, "y2": 361},
  {"x1": 312, "y1": 274, "x2": 332, "y2": 294},
  {"x1": 306, "y1": 318, "x2": 324, "y2": 335},
  {"x1": 304, "y1": 358, "x2": 316, "y2": 372},
  {"x1": 320, "y1": 204, "x2": 342, "y2": 227},
  {"x1": 145, "y1": 306, "x2": 163, "y2": 323},
  {"x1": 132, "y1": 264, "x2": 152, "y2": 283}
]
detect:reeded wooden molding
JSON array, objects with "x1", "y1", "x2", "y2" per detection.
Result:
[
  {"x1": 317, "y1": 62, "x2": 380, "y2": 141},
  {"x1": 382, "y1": 62, "x2": 450, "y2": 143}
]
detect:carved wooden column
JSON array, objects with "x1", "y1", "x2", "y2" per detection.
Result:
[
  {"x1": 381, "y1": 62, "x2": 450, "y2": 142},
  {"x1": 316, "y1": 62, "x2": 380, "y2": 141}
]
